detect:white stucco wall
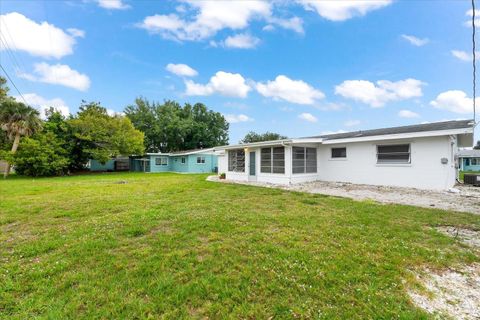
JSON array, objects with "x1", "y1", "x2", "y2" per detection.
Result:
[
  {"x1": 318, "y1": 135, "x2": 456, "y2": 190},
  {"x1": 218, "y1": 135, "x2": 458, "y2": 190}
]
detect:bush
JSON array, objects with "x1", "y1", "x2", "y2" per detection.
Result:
[{"x1": 13, "y1": 132, "x2": 70, "y2": 177}]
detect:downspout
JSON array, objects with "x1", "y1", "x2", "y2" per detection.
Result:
[
  {"x1": 280, "y1": 141, "x2": 292, "y2": 184},
  {"x1": 449, "y1": 135, "x2": 461, "y2": 184}
]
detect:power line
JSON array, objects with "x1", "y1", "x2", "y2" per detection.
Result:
[
  {"x1": 473, "y1": 0, "x2": 477, "y2": 123},
  {"x1": 0, "y1": 63, "x2": 28, "y2": 105}
]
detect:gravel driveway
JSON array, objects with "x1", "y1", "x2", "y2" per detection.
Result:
[{"x1": 209, "y1": 177, "x2": 480, "y2": 214}]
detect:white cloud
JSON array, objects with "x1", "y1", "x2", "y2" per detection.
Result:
[
  {"x1": 344, "y1": 119, "x2": 360, "y2": 127},
  {"x1": 401, "y1": 34, "x2": 429, "y2": 46},
  {"x1": 0, "y1": 12, "x2": 81, "y2": 59},
  {"x1": 15, "y1": 93, "x2": 70, "y2": 119},
  {"x1": 335, "y1": 78, "x2": 424, "y2": 108},
  {"x1": 184, "y1": 71, "x2": 250, "y2": 98},
  {"x1": 451, "y1": 50, "x2": 472, "y2": 62},
  {"x1": 430, "y1": 90, "x2": 478, "y2": 114},
  {"x1": 19, "y1": 62, "x2": 91, "y2": 91},
  {"x1": 297, "y1": 0, "x2": 392, "y2": 21},
  {"x1": 224, "y1": 114, "x2": 253, "y2": 123},
  {"x1": 298, "y1": 112, "x2": 318, "y2": 123},
  {"x1": 67, "y1": 28, "x2": 85, "y2": 38},
  {"x1": 106, "y1": 109, "x2": 124, "y2": 116},
  {"x1": 165, "y1": 63, "x2": 198, "y2": 77},
  {"x1": 263, "y1": 24, "x2": 275, "y2": 32},
  {"x1": 464, "y1": 9, "x2": 480, "y2": 27},
  {"x1": 96, "y1": 0, "x2": 130, "y2": 10},
  {"x1": 256, "y1": 75, "x2": 325, "y2": 105},
  {"x1": 398, "y1": 109, "x2": 420, "y2": 118},
  {"x1": 224, "y1": 33, "x2": 260, "y2": 49},
  {"x1": 137, "y1": 1, "x2": 302, "y2": 42},
  {"x1": 267, "y1": 16, "x2": 304, "y2": 34}
]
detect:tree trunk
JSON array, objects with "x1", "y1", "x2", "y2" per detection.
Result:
[{"x1": 3, "y1": 132, "x2": 20, "y2": 178}]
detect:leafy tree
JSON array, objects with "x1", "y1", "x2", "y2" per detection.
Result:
[
  {"x1": 0, "y1": 77, "x2": 12, "y2": 151},
  {"x1": 0, "y1": 76, "x2": 10, "y2": 102},
  {"x1": 0, "y1": 100, "x2": 42, "y2": 177},
  {"x1": 43, "y1": 108, "x2": 88, "y2": 171},
  {"x1": 125, "y1": 98, "x2": 229, "y2": 152},
  {"x1": 240, "y1": 131, "x2": 288, "y2": 144},
  {"x1": 12, "y1": 131, "x2": 70, "y2": 177},
  {"x1": 69, "y1": 101, "x2": 144, "y2": 164},
  {"x1": 474, "y1": 140, "x2": 480, "y2": 150}
]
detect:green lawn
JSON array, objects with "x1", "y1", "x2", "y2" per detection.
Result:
[
  {"x1": 459, "y1": 170, "x2": 480, "y2": 181},
  {"x1": 1, "y1": 173, "x2": 479, "y2": 319}
]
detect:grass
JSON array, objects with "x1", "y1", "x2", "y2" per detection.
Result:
[
  {"x1": 1, "y1": 172, "x2": 479, "y2": 319},
  {"x1": 459, "y1": 170, "x2": 480, "y2": 181}
]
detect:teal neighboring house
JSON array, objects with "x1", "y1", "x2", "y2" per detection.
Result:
[
  {"x1": 458, "y1": 149, "x2": 480, "y2": 172},
  {"x1": 89, "y1": 148, "x2": 218, "y2": 173}
]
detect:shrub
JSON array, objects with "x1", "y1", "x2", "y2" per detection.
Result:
[{"x1": 13, "y1": 132, "x2": 70, "y2": 177}]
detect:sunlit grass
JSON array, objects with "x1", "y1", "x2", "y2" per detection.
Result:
[{"x1": 1, "y1": 172, "x2": 479, "y2": 319}]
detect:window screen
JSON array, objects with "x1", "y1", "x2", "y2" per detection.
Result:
[
  {"x1": 331, "y1": 147, "x2": 346, "y2": 158},
  {"x1": 228, "y1": 149, "x2": 245, "y2": 172},
  {"x1": 377, "y1": 144, "x2": 410, "y2": 164},
  {"x1": 260, "y1": 147, "x2": 285, "y2": 173},
  {"x1": 292, "y1": 147, "x2": 317, "y2": 174}
]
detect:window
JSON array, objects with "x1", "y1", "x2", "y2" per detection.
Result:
[
  {"x1": 292, "y1": 147, "x2": 317, "y2": 174},
  {"x1": 331, "y1": 147, "x2": 347, "y2": 158},
  {"x1": 260, "y1": 147, "x2": 285, "y2": 174},
  {"x1": 155, "y1": 157, "x2": 168, "y2": 166},
  {"x1": 472, "y1": 158, "x2": 480, "y2": 165},
  {"x1": 196, "y1": 156, "x2": 206, "y2": 164},
  {"x1": 228, "y1": 149, "x2": 245, "y2": 172},
  {"x1": 376, "y1": 144, "x2": 410, "y2": 164},
  {"x1": 181, "y1": 157, "x2": 186, "y2": 164}
]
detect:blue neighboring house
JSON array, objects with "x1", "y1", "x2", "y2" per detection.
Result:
[
  {"x1": 89, "y1": 148, "x2": 218, "y2": 173},
  {"x1": 458, "y1": 149, "x2": 480, "y2": 172}
]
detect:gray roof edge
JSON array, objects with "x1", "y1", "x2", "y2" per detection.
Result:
[{"x1": 308, "y1": 119, "x2": 475, "y2": 141}]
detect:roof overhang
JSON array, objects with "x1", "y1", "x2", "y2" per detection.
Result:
[
  {"x1": 321, "y1": 127, "x2": 474, "y2": 144},
  {"x1": 213, "y1": 126, "x2": 474, "y2": 150}
]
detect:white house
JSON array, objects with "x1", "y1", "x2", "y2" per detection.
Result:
[{"x1": 215, "y1": 120, "x2": 476, "y2": 190}]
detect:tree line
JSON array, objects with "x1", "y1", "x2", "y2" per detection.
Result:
[{"x1": 0, "y1": 77, "x2": 289, "y2": 177}]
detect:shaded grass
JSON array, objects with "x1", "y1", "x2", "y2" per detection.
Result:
[{"x1": 1, "y1": 172, "x2": 479, "y2": 319}]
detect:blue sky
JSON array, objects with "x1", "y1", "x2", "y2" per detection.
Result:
[{"x1": 0, "y1": 0, "x2": 477, "y2": 143}]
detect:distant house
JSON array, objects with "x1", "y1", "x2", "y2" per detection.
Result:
[
  {"x1": 214, "y1": 120, "x2": 475, "y2": 190},
  {"x1": 458, "y1": 149, "x2": 480, "y2": 172},
  {"x1": 90, "y1": 148, "x2": 218, "y2": 174}
]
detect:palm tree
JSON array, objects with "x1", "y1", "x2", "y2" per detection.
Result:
[{"x1": 0, "y1": 100, "x2": 42, "y2": 178}]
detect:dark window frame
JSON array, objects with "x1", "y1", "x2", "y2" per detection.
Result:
[
  {"x1": 155, "y1": 157, "x2": 168, "y2": 166},
  {"x1": 376, "y1": 144, "x2": 411, "y2": 164},
  {"x1": 331, "y1": 147, "x2": 347, "y2": 159}
]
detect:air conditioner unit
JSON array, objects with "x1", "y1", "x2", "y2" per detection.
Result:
[{"x1": 464, "y1": 174, "x2": 480, "y2": 186}]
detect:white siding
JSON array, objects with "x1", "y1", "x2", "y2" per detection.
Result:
[
  {"x1": 318, "y1": 136, "x2": 456, "y2": 190},
  {"x1": 218, "y1": 135, "x2": 458, "y2": 190}
]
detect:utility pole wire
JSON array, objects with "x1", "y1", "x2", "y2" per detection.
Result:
[
  {"x1": 473, "y1": 0, "x2": 477, "y2": 123},
  {"x1": 0, "y1": 63, "x2": 28, "y2": 105}
]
